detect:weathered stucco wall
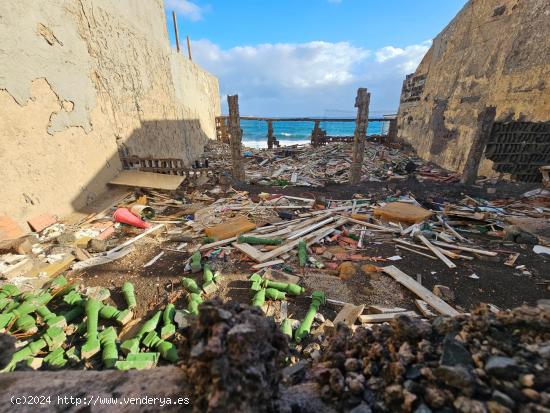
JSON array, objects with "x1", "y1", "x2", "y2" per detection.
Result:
[
  {"x1": 396, "y1": 0, "x2": 550, "y2": 178},
  {"x1": 0, "y1": 0, "x2": 220, "y2": 227}
]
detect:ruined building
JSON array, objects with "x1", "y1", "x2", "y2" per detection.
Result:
[
  {"x1": 0, "y1": 0, "x2": 220, "y2": 227},
  {"x1": 397, "y1": 0, "x2": 550, "y2": 183}
]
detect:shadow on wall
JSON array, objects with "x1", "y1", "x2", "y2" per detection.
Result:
[{"x1": 69, "y1": 119, "x2": 210, "y2": 215}]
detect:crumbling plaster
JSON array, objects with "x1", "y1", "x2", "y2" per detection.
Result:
[
  {"x1": 396, "y1": 0, "x2": 550, "y2": 177},
  {"x1": 0, "y1": 0, "x2": 220, "y2": 228}
]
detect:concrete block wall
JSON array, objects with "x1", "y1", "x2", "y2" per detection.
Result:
[{"x1": 0, "y1": 0, "x2": 220, "y2": 227}]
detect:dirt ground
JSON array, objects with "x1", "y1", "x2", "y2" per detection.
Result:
[{"x1": 76, "y1": 176, "x2": 549, "y2": 328}]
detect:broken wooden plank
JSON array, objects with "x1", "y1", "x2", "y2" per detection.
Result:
[
  {"x1": 27, "y1": 254, "x2": 74, "y2": 278},
  {"x1": 368, "y1": 305, "x2": 407, "y2": 314},
  {"x1": 395, "y1": 244, "x2": 438, "y2": 260},
  {"x1": 287, "y1": 217, "x2": 335, "y2": 240},
  {"x1": 417, "y1": 234, "x2": 456, "y2": 269},
  {"x1": 382, "y1": 265, "x2": 460, "y2": 316},
  {"x1": 431, "y1": 240, "x2": 498, "y2": 257},
  {"x1": 109, "y1": 170, "x2": 185, "y2": 191},
  {"x1": 333, "y1": 304, "x2": 365, "y2": 327},
  {"x1": 252, "y1": 259, "x2": 284, "y2": 270},
  {"x1": 358, "y1": 311, "x2": 418, "y2": 323},
  {"x1": 199, "y1": 236, "x2": 237, "y2": 251},
  {"x1": 231, "y1": 242, "x2": 264, "y2": 262},
  {"x1": 264, "y1": 268, "x2": 300, "y2": 285},
  {"x1": 415, "y1": 299, "x2": 437, "y2": 317}
]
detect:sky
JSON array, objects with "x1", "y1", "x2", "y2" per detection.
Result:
[{"x1": 164, "y1": 0, "x2": 467, "y2": 116}]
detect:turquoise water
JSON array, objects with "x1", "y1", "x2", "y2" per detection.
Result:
[{"x1": 241, "y1": 119, "x2": 386, "y2": 148}]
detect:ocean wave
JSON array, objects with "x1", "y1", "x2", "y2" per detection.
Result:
[{"x1": 280, "y1": 132, "x2": 293, "y2": 136}]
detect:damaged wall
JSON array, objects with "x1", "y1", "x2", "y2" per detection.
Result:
[
  {"x1": 0, "y1": 0, "x2": 220, "y2": 227},
  {"x1": 396, "y1": 0, "x2": 550, "y2": 180}
]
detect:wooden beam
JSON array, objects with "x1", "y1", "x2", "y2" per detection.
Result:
[
  {"x1": 333, "y1": 304, "x2": 365, "y2": 326},
  {"x1": 186, "y1": 35, "x2": 192, "y2": 60},
  {"x1": 358, "y1": 311, "x2": 417, "y2": 324},
  {"x1": 172, "y1": 11, "x2": 180, "y2": 53},
  {"x1": 350, "y1": 88, "x2": 370, "y2": 185},
  {"x1": 227, "y1": 95, "x2": 245, "y2": 181},
  {"x1": 231, "y1": 242, "x2": 264, "y2": 262},
  {"x1": 382, "y1": 266, "x2": 460, "y2": 316},
  {"x1": 417, "y1": 234, "x2": 457, "y2": 268},
  {"x1": 431, "y1": 240, "x2": 498, "y2": 257}
]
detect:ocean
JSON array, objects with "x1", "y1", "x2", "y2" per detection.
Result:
[{"x1": 241, "y1": 119, "x2": 386, "y2": 148}]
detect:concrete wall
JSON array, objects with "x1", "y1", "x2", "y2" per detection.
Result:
[
  {"x1": 0, "y1": 0, "x2": 220, "y2": 228},
  {"x1": 396, "y1": 0, "x2": 550, "y2": 178}
]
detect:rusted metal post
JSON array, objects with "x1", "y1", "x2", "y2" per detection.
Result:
[
  {"x1": 311, "y1": 120, "x2": 321, "y2": 147},
  {"x1": 461, "y1": 106, "x2": 496, "y2": 185},
  {"x1": 186, "y1": 36, "x2": 193, "y2": 61},
  {"x1": 267, "y1": 120, "x2": 274, "y2": 149},
  {"x1": 172, "y1": 11, "x2": 180, "y2": 53},
  {"x1": 350, "y1": 88, "x2": 370, "y2": 185},
  {"x1": 228, "y1": 95, "x2": 245, "y2": 181}
]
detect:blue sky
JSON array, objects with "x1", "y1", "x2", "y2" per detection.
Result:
[{"x1": 164, "y1": 0, "x2": 467, "y2": 116}]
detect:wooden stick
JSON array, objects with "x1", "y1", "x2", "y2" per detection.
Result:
[
  {"x1": 186, "y1": 35, "x2": 192, "y2": 60},
  {"x1": 431, "y1": 240, "x2": 498, "y2": 256},
  {"x1": 288, "y1": 217, "x2": 334, "y2": 240},
  {"x1": 172, "y1": 11, "x2": 180, "y2": 53},
  {"x1": 417, "y1": 235, "x2": 457, "y2": 268},
  {"x1": 382, "y1": 266, "x2": 460, "y2": 316},
  {"x1": 396, "y1": 244, "x2": 437, "y2": 260}
]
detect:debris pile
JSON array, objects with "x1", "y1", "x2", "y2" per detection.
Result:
[
  {"x1": 306, "y1": 304, "x2": 550, "y2": 413},
  {"x1": 204, "y1": 141, "x2": 458, "y2": 187},
  {"x1": 178, "y1": 299, "x2": 288, "y2": 413}
]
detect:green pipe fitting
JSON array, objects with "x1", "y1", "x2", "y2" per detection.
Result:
[
  {"x1": 62, "y1": 306, "x2": 84, "y2": 324},
  {"x1": 37, "y1": 305, "x2": 66, "y2": 328},
  {"x1": 202, "y1": 264, "x2": 220, "y2": 294},
  {"x1": 122, "y1": 282, "x2": 136, "y2": 309},
  {"x1": 237, "y1": 236, "x2": 282, "y2": 245},
  {"x1": 251, "y1": 288, "x2": 266, "y2": 308},
  {"x1": 81, "y1": 298, "x2": 101, "y2": 359},
  {"x1": 280, "y1": 319, "x2": 293, "y2": 338},
  {"x1": 99, "y1": 303, "x2": 133, "y2": 326},
  {"x1": 160, "y1": 304, "x2": 176, "y2": 339},
  {"x1": 142, "y1": 331, "x2": 179, "y2": 362},
  {"x1": 266, "y1": 288, "x2": 286, "y2": 301},
  {"x1": 120, "y1": 311, "x2": 162, "y2": 355},
  {"x1": 115, "y1": 353, "x2": 159, "y2": 370},
  {"x1": 249, "y1": 273, "x2": 263, "y2": 291},
  {"x1": 298, "y1": 241, "x2": 307, "y2": 267},
  {"x1": 44, "y1": 347, "x2": 67, "y2": 369},
  {"x1": 0, "y1": 292, "x2": 52, "y2": 329},
  {"x1": 295, "y1": 290, "x2": 325, "y2": 342},
  {"x1": 98, "y1": 327, "x2": 118, "y2": 368},
  {"x1": 2, "y1": 327, "x2": 65, "y2": 372},
  {"x1": 181, "y1": 277, "x2": 201, "y2": 294},
  {"x1": 66, "y1": 346, "x2": 80, "y2": 364},
  {"x1": 187, "y1": 293, "x2": 203, "y2": 315},
  {"x1": 0, "y1": 284, "x2": 19, "y2": 311},
  {"x1": 190, "y1": 251, "x2": 202, "y2": 273},
  {"x1": 48, "y1": 275, "x2": 68, "y2": 292},
  {"x1": 265, "y1": 280, "x2": 305, "y2": 296},
  {"x1": 14, "y1": 314, "x2": 37, "y2": 334},
  {"x1": 63, "y1": 290, "x2": 84, "y2": 306}
]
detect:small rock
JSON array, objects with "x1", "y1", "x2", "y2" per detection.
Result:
[
  {"x1": 344, "y1": 358, "x2": 362, "y2": 372},
  {"x1": 515, "y1": 232, "x2": 538, "y2": 245},
  {"x1": 303, "y1": 342, "x2": 321, "y2": 358},
  {"x1": 485, "y1": 356, "x2": 520, "y2": 380},
  {"x1": 424, "y1": 386, "x2": 447, "y2": 409},
  {"x1": 349, "y1": 403, "x2": 372, "y2": 413},
  {"x1": 521, "y1": 388, "x2": 539, "y2": 401},
  {"x1": 453, "y1": 396, "x2": 487, "y2": 413},
  {"x1": 441, "y1": 336, "x2": 473, "y2": 367},
  {"x1": 435, "y1": 365, "x2": 474, "y2": 394},
  {"x1": 433, "y1": 285, "x2": 455, "y2": 302},
  {"x1": 491, "y1": 390, "x2": 515, "y2": 409},
  {"x1": 414, "y1": 404, "x2": 432, "y2": 413},
  {"x1": 314, "y1": 313, "x2": 325, "y2": 323},
  {"x1": 338, "y1": 261, "x2": 356, "y2": 280},
  {"x1": 519, "y1": 373, "x2": 535, "y2": 387},
  {"x1": 486, "y1": 401, "x2": 511, "y2": 413}
]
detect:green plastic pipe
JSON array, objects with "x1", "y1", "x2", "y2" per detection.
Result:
[
  {"x1": 115, "y1": 353, "x2": 159, "y2": 370},
  {"x1": 264, "y1": 280, "x2": 305, "y2": 296},
  {"x1": 265, "y1": 288, "x2": 286, "y2": 301},
  {"x1": 190, "y1": 251, "x2": 202, "y2": 273},
  {"x1": 237, "y1": 236, "x2": 282, "y2": 245},
  {"x1": 0, "y1": 284, "x2": 19, "y2": 311},
  {"x1": 81, "y1": 299, "x2": 101, "y2": 359},
  {"x1": 251, "y1": 288, "x2": 266, "y2": 308},
  {"x1": 160, "y1": 304, "x2": 176, "y2": 339},
  {"x1": 0, "y1": 292, "x2": 52, "y2": 329},
  {"x1": 44, "y1": 347, "x2": 67, "y2": 368},
  {"x1": 142, "y1": 331, "x2": 179, "y2": 362},
  {"x1": 298, "y1": 241, "x2": 307, "y2": 267},
  {"x1": 14, "y1": 314, "x2": 37, "y2": 333},
  {"x1": 99, "y1": 303, "x2": 133, "y2": 326},
  {"x1": 120, "y1": 311, "x2": 162, "y2": 355},
  {"x1": 37, "y1": 305, "x2": 66, "y2": 328},
  {"x1": 181, "y1": 277, "x2": 201, "y2": 294},
  {"x1": 122, "y1": 282, "x2": 136, "y2": 309},
  {"x1": 280, "y1": 319, "x2": 293, "y2": 338},
  {"x1": 295, "y1": 290, "x2": 325, "y2": 342},
  {"x1": 98, "y1": 327, "x2": 118, "y2": 368},
  {"x1": 187, "y1": 293, "x2": 202, "y2": 315}
]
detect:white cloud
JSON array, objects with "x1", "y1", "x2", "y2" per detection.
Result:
[
  {"x1": 191, "y1": 39, "x2": 431, "y2": 116},
  {"x1": 165, "y1": 0, "x2": 205, "y2": 21}
]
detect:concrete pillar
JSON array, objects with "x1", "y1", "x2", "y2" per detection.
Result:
[
  {"x1": 350, "y1": 88, "x2": 370, "y2": 185},
  {"x1": 228, "y1": 95, "x2": 245, "y2": 181}
]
